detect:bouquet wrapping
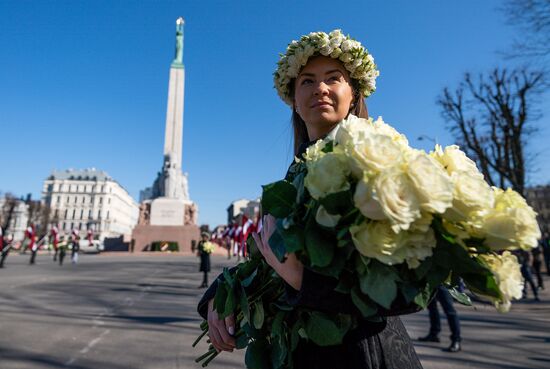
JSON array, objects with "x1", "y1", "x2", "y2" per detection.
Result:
[{"x1": 194, "y1": 115, "x2": 540, "y2": 368}]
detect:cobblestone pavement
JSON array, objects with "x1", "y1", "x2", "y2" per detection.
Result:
[{"x1": 0, "y1": 252, "x2": 548, "y2": 369}]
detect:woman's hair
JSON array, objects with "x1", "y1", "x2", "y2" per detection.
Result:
[{"x1": 290, "y1": 79, "x2": 369, "y2": 155}]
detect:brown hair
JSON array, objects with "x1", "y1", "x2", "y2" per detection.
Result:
[{"x1": 290, "y1": 79, "x2": 369, "y2": 155}]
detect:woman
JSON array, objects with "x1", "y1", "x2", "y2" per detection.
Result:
[
  {"x1": 198, "y1": 30, "x2": 423, "y2": 369},
  {"x1": 197, "y1": 232, "x2": 212, "y2": 288}
]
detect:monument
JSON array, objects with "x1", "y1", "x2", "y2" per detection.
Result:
[{"x1": 132, "y1": 17, "x2": 200, "y2": 252}]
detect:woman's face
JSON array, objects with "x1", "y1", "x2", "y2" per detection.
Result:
[{"x1": 294, "y1": 56, "x2": 354, "y2": 140}]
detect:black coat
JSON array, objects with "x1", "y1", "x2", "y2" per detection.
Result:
[{"x1": 197, "y1": 241, "x2": 211, "y2": 272}]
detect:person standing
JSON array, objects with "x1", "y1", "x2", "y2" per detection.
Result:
[
  {"x1": 197, "y1": 232, "x2": 211, "y2": 288},
  {"x1": 517, "y1": 250, "x2": 540, "y2": 301},
  {"x1": 58, "y1": 234, "x2": 67, "y2": 266},
  {"x1": 541, "y1": 232, "x2": 550, "y2": 276},
  {"x1": 418, "y1": 285, "x2": 462, "y2": 352},
  {"x1": 26, "y1": 224, "x2": 37, "y2": 265},
  {"x1": 532, "y1": 245, "x2": 545, "y2": 290},
  {"x1": 1, "y1": 233, "x2": 13, "y2": 268},
  {"x1": 71, "y1": 229, "x2": 80, "y2": 264},
  {"x1": 51, "y1": 224, "x2": 59, "y2": 262}
]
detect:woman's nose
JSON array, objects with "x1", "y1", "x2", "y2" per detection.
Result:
[{"x1": 313, "y1": 81, "x2": 329, "y2": 96}]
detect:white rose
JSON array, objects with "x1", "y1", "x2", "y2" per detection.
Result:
[
  {"x1": 334, "y1": 115, "x2": 374, "y2": 146},
  {"x1": 401, "y1": 228, "x2": 437, "y2": 269},
  {"x1": 340, "y1": 39, "x2": 353, "y2": 52},
  {"x1": 353, "y1": 175, "x2": 386, "y2": 220},
  {"x1": 372, "y1": 117, "x2": 409, "y2": 148},
  {"x1": 480, "y1": 251, "x2": 523, "y2": 312},
  {"x1": 444, "y1": 170, "x2": 494, "y2": 222},
  {"x1": 482, "y1": 188, "x2": 541, "y2": 250},
  {"x1": 340, "y1": 52, "x2": 353, "y2": 63},
  {"x1": 373, "y1": 167, "x2": 422, "y2": 232},
  {"x1": 407, "y1": 151, "x2": 453, "y2": 214},
  {"x1": 304, "y1": 151, "x2": 350, "y2": 199},
  {"x1": 350, "y1": 220, "x2": 407, "y2": 266},
  {"x1": 348, "y1": 132, "x2": 406, "y2": 177},
  {"x1": 431, "y1": 144, "x2": 482, "y2": 177},
  {"x1": 303, "y1": 139, "x2": 327, "y2": 162},
  {"x1": 315, "y1": 205, "x2": 341, "y2": 227}
]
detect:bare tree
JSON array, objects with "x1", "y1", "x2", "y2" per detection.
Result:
[
  {"x1": 500, "y1": 0, "x2": 550, "y2": 62},
  {"x1": 25, "y1": 197, "x2": 51, "y2": 239},
  {"x1": 437, "y1": 68, "x2": 546, "y2": 196},
  {"x1": 0, "y1": 193, "x2": 18, "y2": 234}
]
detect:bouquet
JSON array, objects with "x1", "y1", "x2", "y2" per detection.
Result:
[
  {"x1": 194, "y1": 115, "x2": 540, "y2": 368},
  {"x1": 202, "y1": 241, "x2": 216, "y2": 254}
]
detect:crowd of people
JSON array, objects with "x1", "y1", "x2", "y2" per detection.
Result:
[{"x1": 0, "y1": 224, "x2": 96, "y2": 268}]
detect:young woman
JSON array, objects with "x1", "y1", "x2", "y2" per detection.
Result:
[{"x1": 198, "y1": 30, "x2": 423, "y2": 369}]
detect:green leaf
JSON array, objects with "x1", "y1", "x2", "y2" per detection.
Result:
[
  {"x1": 235, "y1": 333, "x2": 249, "y2": 350},
  {"x1": 292, "y1": 172, "x2": 307, "y2": 204},
  {"x1": 214, "y1": 283, "x2": 228, "y2": 317},
  {"x1": 268, "y1": 228, "x2": 287, "y2": 262},
  {"x1": 319, "y1": 190, "x2": 353, "y2": 215},
  {"x1": 359, "y1": 261, "x2": 398, "y2": 309},
  {"x1": 304, "y1": 216, "x2": 335, "y2": 267},
  {"x1": 240, "y1": 285, "x2": 251, "y2": 324},
  {"x1": 223, "y1": 268, "x2": 234, "y2": 287},
  {"x1": 413, "y1": 284, "x2": 433, "y2": 309},
  {"x1": 245, "y1": 338, "x2": 270, "y2": 369},
  {"x1": 277, "y1": 222, "x2": 305, "y2": 253},
  {"x1": 351, "y1": 287, "x2": 377, "y2": 318},
  {"x1": 400, "y1": 283, "x2": 420, "y2": 304},
  {"x1": 271, "y1": 311, "x2": 286, "y2": 336},
  {"x1": 247, "y1": 235, "x2": 262, "y2": 260},
  {"x1": 241, "y1": 268, "x2": 259, "y2": 288},
  {"x1": 462, "y1": 272, "x2": 501, "y2": 299},
  {"x1": 305, "y1": 312, "x2": 348, "y2": 346},
  {"x1": 270, "y1": 335, "x2": 287, "y2": 369},
  {"x1": 253, "y1": 301, "x2": 265, "y2": 330},
  {"x1": 448, "y1": 287, "x2": 472, "y2": 306},
  {"x1": 225, "y1": 289, "x2": 237, "y2": 316},
  {"x1": 261, "y1": 180, "x2": 297, "y2": 218}
]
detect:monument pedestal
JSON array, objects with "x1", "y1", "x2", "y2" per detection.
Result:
[
  {"x1": 150, "y1": 197, "x2": 185, "y2": 226},
  {"x1": 131, "y1": 223, "x2": 200, "y2": 253}
]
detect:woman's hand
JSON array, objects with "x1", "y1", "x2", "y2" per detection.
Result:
[
  {"x1": 207, "y1": 299, "x2": 236, "y2": 352},
  {"x1": 252, "y1": 214, "x2": 304, "y2": 291}
]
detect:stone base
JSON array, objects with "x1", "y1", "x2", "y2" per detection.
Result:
[
  {"x1": 150, "y1": 197, "x2": 186, "y2": 226},
  {"x1": 131, "y1": 224, "x2": 200, "y2": 253}
]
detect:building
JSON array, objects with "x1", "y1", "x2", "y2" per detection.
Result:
[
  {"x1": 526, "y1": 184, "x2": 550, "y2": 235},
  {"x1": 0, "y1": 196, "x2": 29, "y2": 241},
  {"x1": 41, "y1": 168, "x2": 139, "y2": 240},
  {"x1": 227, "y1": 198, "x2": 260, "y2": 224}
]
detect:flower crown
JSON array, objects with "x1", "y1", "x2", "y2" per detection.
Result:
[{"x1": 274, "y1": 29, "x2": 380, "y2": 106}]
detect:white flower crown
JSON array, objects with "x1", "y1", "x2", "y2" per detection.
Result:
[{"x1": 274, "y1": 29, "x2": 380, "y2": 106}]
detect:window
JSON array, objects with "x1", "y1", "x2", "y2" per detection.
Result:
[
  {"x1": 70, "y1": 222, "x2": 74, "y2": 230},
  {"x1": 66, "y1": 196, "x2": 69, "y2": 203},
  {"x1": 88, "y1": 210, "x2": 92, "y2": 218},
  {"x1": 108, "y1": 197, "x2": 111, "y2": 204},
  {"x1": 107, "y1": 210, "x2": 110, "y2": 219},
  {"x1": 64, "y1": 209, "x2": 68, "y2": 219},
  {"x1": 63, "y1": 222, "x2": 67, "y2": 230},
  {"x1": 98, "y1": 210, "x2": 102, "y2": 219},
  {"x1": 74, "y1": 196, "x2": 78, "y2": 203},
  {"x1": 72, "y1": 209, "x2": 76, "y2": 219},
  {"x1": 99, "y1": 197, "x2": 103, "y2": 204},
  {"x1": 80, "y1": 209, "x2": 84, "y2": 219},
  {"x1": 56, "y1": 196, "x2": 60, "y2": 203}
]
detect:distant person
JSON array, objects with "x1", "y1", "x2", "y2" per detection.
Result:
[
  {"x1": 197, "y1": 232, "x2": 211, "y2": 288},
  {"x1": 71, "y1": 230, "x2": 80, "y2": 264},
  {"x1": 541, "y1": 232, "x2": 550, "y2": 276},
  {"x1": 532, "y1": 245, "x2": 544, "y2": 290},
  {"x1": 419, "y1": 285, "x2": 462, "y2": 352},
  {"x1": 51, "y1": 224, "x2": 60, "y2": 262},
  {"x1": 1, "y1": 233, "x2": 13, "y2": 268},
  {"x1": 26, "y1": 224, "x2": 37, "y2": 264},
  {"x1": 517, "y1": 250, "x2": 540, "y2": 301},
  {"x1": 58, "y1": 235, "x2": 67, "y2": 266}
]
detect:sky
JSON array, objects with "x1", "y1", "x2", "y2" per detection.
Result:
[{"x1": 1, "y1": 0, "x2": 549, "y2": 227}]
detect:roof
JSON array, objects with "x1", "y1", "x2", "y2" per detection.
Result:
[{"x1": 47, "y1": 168, "x2": 112, "y2": 182}]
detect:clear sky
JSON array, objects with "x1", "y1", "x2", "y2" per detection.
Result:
[{"x1": 1, "y1": 0, "x2": 549, "y2": 227}]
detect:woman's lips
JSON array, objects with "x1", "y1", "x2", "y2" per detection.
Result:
[{"x1": 311, "y1": 101, "x2": 332, "y2": 108}]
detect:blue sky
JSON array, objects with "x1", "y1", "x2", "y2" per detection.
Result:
[{"x1": 1, "y1": 0, "x2": 549, "y2": 227}]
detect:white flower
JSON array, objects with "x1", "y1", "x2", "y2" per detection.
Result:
[
  {"x1": 443, "y1": 170, "x2": 494, "y2": 222},
  {"x1": 347, "y1": 129, "x2": 405, "y2": 176},
  {"x1": 372, "y1": 117, "x2": 409, "y2": 148},
  {"x1": 431, "y1": 144, "x2": 482, "y2": 177},
  {"x1": 373, "y1": 167, "x2": 422, "y2": 232},
  {"x1": 303, "y1": 139, "x2": 327, "y2": 162},
  {"x1": 353, "y1": 175, "x2": 386, "y2": 220},
  {"x1": 304, "y1": 151, "x2": 350, "y2": 199},
  {"x1": 351, "y1": 220, "x2": 406, "y2": 266},
  {"x1": 482, "y1": 188, "x2": 541, "y2": 251},
  {"x1": 407, "y1": 151, "x2": 453, "y2": 214},
  {"x1": 480, "y1": 251, "x2": 523, "y2": 312}
]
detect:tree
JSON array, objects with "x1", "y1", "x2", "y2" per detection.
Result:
[
  {"x1": 0, "y1": 193, "x2": 18, "y2": 234},
  {"x1": 500, "y1": 0, "x2": 550, "y2": 62},
  {"x1": 437, "y1": 68, "x2": 546, "y2": 196}
]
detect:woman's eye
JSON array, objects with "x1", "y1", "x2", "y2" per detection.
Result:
[
  {"x1": 301, "y1": 78, "x2": 313, "y2": 85},
  {"x1": 328, "y1": 75, "x2": 340, "y2": 82}
]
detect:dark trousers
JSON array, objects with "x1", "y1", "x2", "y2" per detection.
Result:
[
  {"x1": 29, "y1": 250, "x2": 37, "y2": 264},
  {"x1": 201, "y1": 271, "x2": 208, "y2": 286},
  {"x1": 0, "y1": 249, "x2": 9, "y2": 267},
  {"x1": 53, "y1": 248, "x2": 58, "y2": 262},
  {"x1": 543, "y1": 248, "x2": 550, "y2": 276},
  {"x1": 59, "y1": 249, "x2": 66, "y2": 265},
  {"x1": 521, "y1": 264, "x2": 539, "y2": 298},
  {"x1": 533, "y1": 261, "x2": 544, "y2": 289},
  {"x1": 428, "y1": 286, "x2": 461, "y2": 341}
]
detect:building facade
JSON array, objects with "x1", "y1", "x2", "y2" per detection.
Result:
[
  {"x1": 41, "y1": 168, "x2": 139, "y2": 240},
  {"x1": 0, "y1": 197, "x2": 29, "y2": 241},
  {"x1": 526, "y1": 184, "x2": 550, "y2": 235}
]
